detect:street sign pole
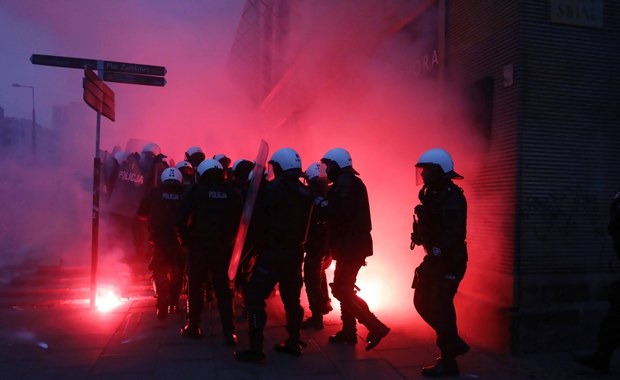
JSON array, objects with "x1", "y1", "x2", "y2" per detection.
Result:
[
  {"x1": 89, "y1": 61, "x2": 104, "y2": 309},
  {"x1": 31, "y1": 53, "x2": 166, "y2": 309}
]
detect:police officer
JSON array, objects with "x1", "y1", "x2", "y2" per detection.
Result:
[
  {"x1": 137, "y1": 167, "x2": 186, "y2": 320},
  {"x1": 175, "y1": 160, "x2": 196, "y2": 186},
  {"x1": 411, "y1": 148, "x2": 470, "y2": 377},
  {"x1": 231, "y1": 158, "x2": 255, "y2": 195},
  {"x1": 575, "y1": 189, "x2": 620, "y2": 374},
  {"x1": 235, "y1": 148, "x2": 314, "y2": 362},
  {"x1": 320, "y1": 148, "x2": 390, "y2": 351},
  {"x1": 301, "y1": 162, "x2": 333, "y2": 329},
  {"x1": 176, "y1": 159, "x2": 243, "y2": 345},
  {"x1": 214, "y1": 153, "x2": 232, "y2": 181},
  {"x1": 185, "y1": 146, "x2": 206, "y2": 169},
  {"x1": 102, "y1": 148, "x2": 127, "y2": 201},
  {"x1": 139, "y1": 143, "x2": 168, "y2": 188},
  {"x1": 135, "y1": 143, "x2": 169, "y2": 268}
]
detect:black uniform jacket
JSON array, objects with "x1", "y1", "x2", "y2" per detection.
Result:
[
  {"x1": 176, "y1": 178, "x2": 243, "y2": 248},
  {"x1": 325, "y1": 171, "x2": 373, "y2": 261},
  {"x1": 138, "y1": 181, "x2": 185, "y2": 246}
]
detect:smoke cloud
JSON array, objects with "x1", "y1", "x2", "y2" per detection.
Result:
[{"x1": 1, "y1": 0, "x2": 488, "y2": 336}]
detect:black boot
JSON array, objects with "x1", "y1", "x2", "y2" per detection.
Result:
[
  {"x1": 365, "y1": 323, "x2": 390, "y2": 351},
  {"x1": 168, "y1": 296, "x2": 180, "y2": 314},
  {"x1": 421, "y1": 357, "x2": 459, "y2": 377},
  {"x1": 180, "y1": 321, "x2": 202, "y2": 339},
  {"x1": 156, "y1": 302, "x2": 167, "y2": 321},
  {"x1": 168, "y1": 304, "x2": 179, "y2": 314},
  {"x1": 235, "y1": 330, "x2": 265, "y2": 362},
  {"x1": 328, "y1": 330, "x2": 358, "y2": 344},
  {"x1": 155, "y1": 292, "x2": 169, "y2": 321},
  {"x1": 442, "y1": 336, "x2": 470, "y2": 358},
  {"x1": 300, "y1": 315, "x2": 324, "y2": 330},
  {"x1": 274, "y1": 338, "x2": 303, "y2": 357}
]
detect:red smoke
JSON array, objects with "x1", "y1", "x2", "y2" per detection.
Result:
[{"x1": 2, "y1": 1, "x2": 496, "y2": 346}]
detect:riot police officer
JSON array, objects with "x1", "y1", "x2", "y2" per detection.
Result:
[
  {"x1": 176, "y1": 159, "x2": 243, "y2": 345},
  {"x1": 410, "y1": 148, "x2": 470, "y2": 377},
  {"x1": 231, "y1": 158, "x2": 255, "y2": 195},
  {"x1": 175, "y1": 160, "x2": 196, "y2": 186},
  {"x1": 320, "y1": 148, "x2": 390, "y2": 351},
  {"x1": 301, "y1": 162, "x2": 333, "y2": 329},
  {"x1": 137, "y1": 167, "x2": 186, "y2": 320},
  {"x1": 214, "y1": 153, "x2": 232, "y2": 181},
  {"x1": 235, "y1": 148, "x2": 314, "y2": 362},
  {"x1": 185, "y1": 146, "x2": 206, "y2": 169}
]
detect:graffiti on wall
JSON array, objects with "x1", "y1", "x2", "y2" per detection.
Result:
[{"x1": 521, "y1": 184, "x2": 609, "y2": 252}]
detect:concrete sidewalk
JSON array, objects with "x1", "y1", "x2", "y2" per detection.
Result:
[{"x1": 0, "y1": 291, "x2": 618, "y2": 380}]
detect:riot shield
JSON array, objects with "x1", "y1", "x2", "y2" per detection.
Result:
[
  {"x1": 228, "y1": 139, "x2": 269, "y2": 280},
  {"x1": 106, "y1": 153, "x2": 149, "y2": 218}
]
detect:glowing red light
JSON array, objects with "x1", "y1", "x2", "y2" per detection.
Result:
[{"x1": 96, "y1": 285, "x2": 124, "y2": 312}]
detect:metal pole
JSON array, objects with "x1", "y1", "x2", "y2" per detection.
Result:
[
  {"x1": 90, "y1": 111, "x2": 101, "y2": 308},
  {"x1": 89, "y1": 62, "x2": 104, "y2": 308}
]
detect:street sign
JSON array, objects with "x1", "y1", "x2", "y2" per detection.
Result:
[
  {"x1": 103, "y1": 60, "x2": 167, "y2": 76},
  {"x1": 31, "y1": 54, "x2": 97, "y2": 70},
  {"x1": 103, "y1": 71, "x2": 167, "y2": 87},
  {"x1": 83, "y1": 69, "x2": 115, "y2": 121},
  {"x1": 31, "y1": 54, "x2": 166, "y2": 77}
]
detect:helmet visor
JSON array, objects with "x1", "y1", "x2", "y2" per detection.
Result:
[
  {"x1": 415, "y1": 166, "x2": 424, "y2": 186},
  {"x1": 416, "y1": 165, "x2": 443, "y2": 186},
  {"x1": 318, "y1": 163, "x2": 328, "y2": 178},
  {"x1": 266, "y1": 163, "x2": 275, "y2": 181},
  {"x1": 179, "y1": 167, "x2": 195, "y2": 177}
]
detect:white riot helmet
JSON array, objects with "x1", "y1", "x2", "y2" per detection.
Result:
[
  {"x1": 142, "y1": 143, "x2": 162, "y2": 156},
  {"x1": 269, "y1": 148, "x2": 302, "y2": 172},
  {"x1": 321, "y1": 148, "x2": 352, "y2": 169},
  {"x1": 213, "y1": 153, "x2": 231, "y2": 169},
  {"x1": 415, "y1": 148, "x2": 463, "y2": 180},
  {"x1": 185, "y1": 146, "x2": 205, "y2": 167},
  {"x1": 233, "y1": 158, "x2": 252, "y2": 171},
  {"x1": 175, "y1": 160, "x2": 193, "y2": 170},
  {"x1": 305, "y1": 162, "x2": 322, "y2": 180},
  {"x1": 160, "y1": 167, "x2": 183, "y2": 183},
  {"x1": 185, "y1": 146, "x2": 203, "y2": 157},
  {"x1": 197, "y1": 158, "x2": 223, "y2": 176}
]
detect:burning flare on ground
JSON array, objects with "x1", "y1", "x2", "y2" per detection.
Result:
[{"x1": 96, "y1": 285, "x2": 125, "y2": 312}]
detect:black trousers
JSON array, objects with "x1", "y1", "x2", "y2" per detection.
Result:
[
  {"x1": 150, "y1": 243, "x2": 185, "y2": 309},
  {"x1": 303, "y1": 245, "x2": 331, "y2": 316},
  {"x1": 245, "y1": 247, "x2": 304, "y2": 348},
  {"x1": 331, "y1": 258, "x2": 381, "y2": 333},
  {"x1": 186, "y1": 243, "x2": 235, "y2": 335},
  {"x1": 413, "y1": 269, "x2": 466, "y2": 358}
]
